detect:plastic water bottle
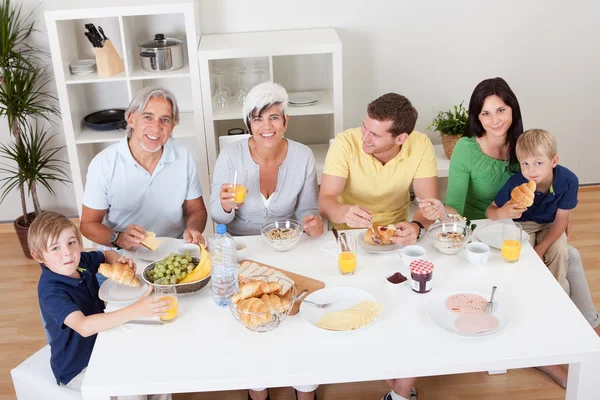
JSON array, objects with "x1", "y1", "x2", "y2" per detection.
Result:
[{"x1": 208, "y1": 224, "x2": 238, "y2": 307}]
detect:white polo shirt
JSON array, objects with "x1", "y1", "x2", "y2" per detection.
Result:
[{"x1": 83, "y1": 137, "x2": 203, "y2": 238}]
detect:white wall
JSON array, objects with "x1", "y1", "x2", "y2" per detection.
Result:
[{"x1": 1, "y1": 0, "x2": 599, "y2": 221}]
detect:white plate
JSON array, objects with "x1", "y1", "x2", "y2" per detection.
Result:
[
  {"x1": 98, "y1": 278, "x2": 148, "y2": 303},
  {"x1": 300, "y1": 287, "x2": 378, "y2": 332},
  {"x1": 426, "y1": 289, "x2": 510, "y2": 337},
  {"x1": 288, "y1": 92, "x2": 318, "y2": 104},
  {"x1": 357, "y1": 230, "x2": 403, "y2": 254},
  {"x1": 289, "y1": 101, "x2": 318, "y2": 107},
  {"x1": 135, "y1": 237, "x2": 185, "y2": 261},
  {"x1": 475, "y1": 223, "x2": 530, "y2": 249}
]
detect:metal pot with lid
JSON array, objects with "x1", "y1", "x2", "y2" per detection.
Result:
[{"x1": 139, "y1": 33, "x2": 184, "y2": 72}]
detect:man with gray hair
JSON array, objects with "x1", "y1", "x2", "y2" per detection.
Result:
[{"x1": 80, "y1": 86, "x2": 207, "y2": 251}]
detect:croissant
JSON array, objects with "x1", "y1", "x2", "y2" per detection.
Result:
[
  {"x1": 261, "y1": 294, "x2": 285, "y2": 312},
  {"x1": 510, "y1": 180, "x2": 536, "y2": 207},
  {"x1": 236, "y1": 298, "x2": 271, "y2": 328},
  {"x1": 364, "y1": 224, "x2": 396, "y2": 245},
  {"x1": 98, "y1": 263, "x2": 142, "y2": 287},
  {"x1": 230, "y1": 280, "x2": 282, "y2": 304}
]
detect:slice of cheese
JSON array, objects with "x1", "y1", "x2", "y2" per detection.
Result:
[{"x1": 141, "y1": 232, "x2": 162, "y2": 251}]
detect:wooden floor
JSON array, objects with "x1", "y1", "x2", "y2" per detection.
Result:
[{"x1": 2, "y1": 186, "x2": 599, "y2": 400}]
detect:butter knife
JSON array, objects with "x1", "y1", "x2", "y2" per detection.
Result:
[{"x1": 127, "y1": 320, "x2": 163, "y2": 325}]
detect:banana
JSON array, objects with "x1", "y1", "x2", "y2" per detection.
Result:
[{"x1": 179, "y1": 244, "x2": 211, "y2": 284}]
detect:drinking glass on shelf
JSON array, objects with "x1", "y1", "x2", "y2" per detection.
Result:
[
  {"x1": 234, "y1": 67, "x2": 249, "y2": 106},
  {"x1": 228, "y1": 169, "x2": 247, "y2": 207},
  {"x1": 154, "y1": 280, "x2": 178, "y2": 323},
  {"x1": 212, "y1": 70, "x2": 230, "y2": 114},
  {"x1": 253, "y1": 64, "x2": 268, "y2": 85},
  {"x1": 502, "y1": 223, "x2": 523, "y2": 263},
  {"x1": 337, "y1": 232, "x2": 357, "y2": 276}
]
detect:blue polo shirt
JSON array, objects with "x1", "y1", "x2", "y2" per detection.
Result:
[
  {"x1": 38, "y1": 251, "x2": 105, "y2": 385},
  {"x1": 494, "y1": 165, "x2": 579, "y2": 224}
]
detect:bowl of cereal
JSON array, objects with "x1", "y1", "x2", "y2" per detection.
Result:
[
  {"x1": 261, "y1": 219, "x2": 303, "y2": 252},
  {"x1": 427, "y1": 221, "x2": 471, "y2": 255}
]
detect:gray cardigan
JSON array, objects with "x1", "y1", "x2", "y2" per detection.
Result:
[{"x1": 209, "y1": 138, "x2": 319, "y2": 236}]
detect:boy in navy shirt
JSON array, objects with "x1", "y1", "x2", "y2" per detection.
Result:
[
  {"x1": 29, "y1": 211, "x2": 171, "y2": 392},
  {"x1": 487, "y1": 129, "x2": 578, "y2": 290}
]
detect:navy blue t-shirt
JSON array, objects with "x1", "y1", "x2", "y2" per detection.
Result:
[
  {"x1": 494, "y1": 165, "x2": 579, "y2": 224},
  {"x1": 38, "y1": 251, "x2": 105, "y2": 385}
]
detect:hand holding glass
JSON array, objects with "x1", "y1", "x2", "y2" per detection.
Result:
[
  {"x1": 228, "y1": 170, "x2": 247, "y2": 207},
  {"x1": 154, "y1": 281, "x2": 178, "y2": 322}
]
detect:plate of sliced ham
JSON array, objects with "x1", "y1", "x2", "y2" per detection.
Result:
[{"x1": 426, "y1": 290, "x2": 510, "y2": 337}]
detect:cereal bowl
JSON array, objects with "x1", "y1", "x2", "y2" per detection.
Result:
[
  {"x1": 427, "y1": 221, "x2": 471, "y2": 255},
  {"x1": 260, "y1": 220, "x2": 302, "y2": 252}
]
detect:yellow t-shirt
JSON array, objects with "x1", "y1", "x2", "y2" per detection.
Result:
[{"x1": 323, "y1": 128, "x2": 437, "y2": 229}]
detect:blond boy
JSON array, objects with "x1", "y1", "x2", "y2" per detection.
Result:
[
  {"x1": 487, "y1": 129, "x2": 578, "y2": 289},
  {"x1": 30, "y1": 211, "x2": 170, "y2": 394}
]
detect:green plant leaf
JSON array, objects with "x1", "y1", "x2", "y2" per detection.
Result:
[{"x1": 427, "y1": 101, "x2": 468, "y2": 136}]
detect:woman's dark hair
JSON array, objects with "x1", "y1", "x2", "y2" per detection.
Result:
[{"x1": 465, "y1": 77, "x2": 523, "y2": 166}]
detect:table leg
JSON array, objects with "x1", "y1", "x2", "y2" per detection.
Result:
[{"x1": 567, "y1": 353, "x2": 600, "y2": 400}]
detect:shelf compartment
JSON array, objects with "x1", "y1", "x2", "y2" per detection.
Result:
[
  {"x1": 56, "y1": 17, "x2": 125, "y2": 83},
  {"x1": 213, "y1": 90, "x2": 333, "y2": 121},
  {"x1": 74, "y1": 112, "x2": 196, "y2": 144}
]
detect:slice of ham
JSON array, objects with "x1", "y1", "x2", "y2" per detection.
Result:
[
  {"x1": 445, "y1": 293, "x2": 487, "y2": 314},
  {"x1": 455, "y1": 312, "x2": 499, "y2": 334}
]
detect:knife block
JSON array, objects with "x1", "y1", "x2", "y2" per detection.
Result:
[{"x1": 93, "y1": 40, "x2": 124, "y2": 77}]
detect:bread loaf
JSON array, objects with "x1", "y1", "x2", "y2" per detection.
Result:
[
  {"x1": 364, "y1": 224, "x2": 396, "y2": 245},
  {"x1": 98, "y1": 263, "x2": 141, "y2": 287}
]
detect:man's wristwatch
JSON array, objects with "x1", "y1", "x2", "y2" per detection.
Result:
[
  {"x1": 410, "y1": 221, "x2": 426, "y2": 240},
  {"x1": 110, "y1": 231, "x2": 122, "y2": 249}
]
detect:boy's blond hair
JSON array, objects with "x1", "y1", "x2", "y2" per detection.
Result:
[
  {"x1": 27, "y1": 211, "x2": 82, "y2": 259},
  {"x1": 516, "y1": 129, "x2": 558, "y2": 160}
]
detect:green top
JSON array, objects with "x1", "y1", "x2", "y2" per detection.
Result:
[{"x1": 444, "y1": 136, "x2": 517, "y2": 220}]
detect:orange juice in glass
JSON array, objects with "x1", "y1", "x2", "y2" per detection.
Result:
[
  {"x1": 502, "y1": 223, "x2": 523, "y2": 263},
  {"x1": 154, "y1": 282, "x2": 178, "y2": 323},
  {"x1": 228, "y1": 170, "x2": 247, "y2": 207},
  {"x1": 337, "y1": 232, "x2": 357, "y2": 275}
]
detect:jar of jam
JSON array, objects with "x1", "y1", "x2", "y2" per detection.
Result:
[{"x1": 409, "y1": 260, "x2": 434, "y2": 293}]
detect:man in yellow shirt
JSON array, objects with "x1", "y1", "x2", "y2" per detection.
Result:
[{"x1": 319, "y1": 93, "x2": 438, "y2": 249}]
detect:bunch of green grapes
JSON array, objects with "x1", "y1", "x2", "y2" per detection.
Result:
[{"x1": 148, "y1": 252, "x2": 196, "y2": 284}]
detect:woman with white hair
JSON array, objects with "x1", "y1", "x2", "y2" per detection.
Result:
[{"x1": 209, "y1": 82, "x2": 324, "y2": 241}]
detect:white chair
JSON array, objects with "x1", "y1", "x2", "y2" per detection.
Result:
[
  {"x1": 11, "y1": 345, "x2": 82, "y2": 400},
  {"x1": 218, "y1": 133, "x2": 251, "y2": 151}
]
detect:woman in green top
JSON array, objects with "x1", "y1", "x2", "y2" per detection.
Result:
[{"x1": 421, "y1": 77, "x2": 600, "y2": 387}]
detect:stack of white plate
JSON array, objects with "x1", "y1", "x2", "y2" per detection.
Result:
[
  {"x1": 70, "y1": 59, "x2": 97, "y2": 75},
  {"x1": 289, "y1": 92, "x2": 318, "y2": 107}
]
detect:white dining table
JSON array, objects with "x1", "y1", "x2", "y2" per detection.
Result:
[{"x1": 81, "y1": 220, "x2": 600, "y2": 400}]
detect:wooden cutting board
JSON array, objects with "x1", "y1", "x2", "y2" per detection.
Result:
[{"x1": 239, "y1": 259, "x2": 325, "y2": 315}]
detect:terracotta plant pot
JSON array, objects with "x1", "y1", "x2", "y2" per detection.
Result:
[
  {"x1": 14, "y1": 212, "x2": 37, "y2": 259},
  {"x1": 440, "y1": 132, "x2": 463, "y2": 159}
]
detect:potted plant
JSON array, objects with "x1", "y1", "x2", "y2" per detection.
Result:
[
  {"x1": 428, "y1": 101, "x2": 468, "y2": 159},
  {"x1": 0, "y1": 0, "x2": 67, "y2": 258}
]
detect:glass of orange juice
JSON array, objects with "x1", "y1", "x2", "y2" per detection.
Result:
[
  {"x1": 154, "y1": 282, "x2": 178, "y2": 323},
  {"x1": 228, "y1": 169, "x2": 247, "y2": 207},
  {"x1": 502, "y1": 223, "x2": 523, "y2": 263},
  {"x1": 337, "y1": 232, "x2": 357, "y2": 275}
]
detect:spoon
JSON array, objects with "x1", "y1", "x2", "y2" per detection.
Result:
[{"x1": 414, "y1": 197, "x2": 462, "y2": 220}]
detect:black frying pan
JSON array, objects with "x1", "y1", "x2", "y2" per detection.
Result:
[{"x1": 83, "y1": 109, "x2": 127, "y2": 131}]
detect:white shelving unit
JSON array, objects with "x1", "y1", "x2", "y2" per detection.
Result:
[
  {"x1": 45, "y1": 0, "x2": 211, "y2": 247},
  {"x1": 198, "y1": 28, "x2": 343, "y2": 184}
]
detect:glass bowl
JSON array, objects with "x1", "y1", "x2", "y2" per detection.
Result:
[
  {"x1": 229, "y1": 279, "x2": 297, "y2": 333},
  {"x1": 260, "y1": 220, "x2": 302, "y2": 252},
  {"x1": 427, "y1": 221, "x2": 471, "y2": 255}
]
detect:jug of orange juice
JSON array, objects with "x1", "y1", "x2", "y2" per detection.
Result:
[
  {"x1": 337, "y1": 232, "x2": 357, "y2": 275},
  {"x1": 502, "y1": 223, "x2": 523, "y2": 263}
]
